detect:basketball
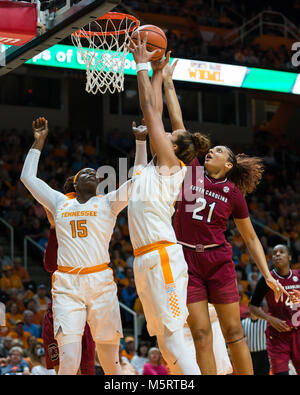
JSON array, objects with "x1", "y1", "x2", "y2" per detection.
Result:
[{"x1": 131, "y1": 24, "x2": 167, "y2": 61}]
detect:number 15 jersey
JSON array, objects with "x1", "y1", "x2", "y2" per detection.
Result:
[
  {"x1": 21, "y1": 149, "x2": 130, "y2": 270},
  {"x1": 174, "y1": 158, "x2": 249, "y2": 247},
  {"x1": 54, "y1": 195, "x2": 118, "y2": 269}
]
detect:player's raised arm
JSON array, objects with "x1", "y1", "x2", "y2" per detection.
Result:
[
  {"x1": 147, "y1": 51, "x2": 171, "y2": 158},
  {"x1": 151, "y1": 53, "x2": 171, "y2": 117},
  {"x1": 20, "y1": 117, "x2": 66, "y2": 214},
  {"x1": 234, "y1": 217, "x2": 289, "y2": 303},
  {"x1": 106, "y1": 122, "x2": 149, "y2": 216},
  {"x1": 162, "y1": 58, "x2": 185, "y2": 132},
  {"x1": 132, "y1": 120, "x2": 148, "y2": 174},
  {"x1": 128, "y1": 33, "x2": 180, "y2": 173}
]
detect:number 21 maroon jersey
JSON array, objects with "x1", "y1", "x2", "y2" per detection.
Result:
[{"x1": 173, "y1": 158, "x2": 249, "y2": 248}]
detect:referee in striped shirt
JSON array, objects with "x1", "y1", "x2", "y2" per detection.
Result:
[{"x1": 241, "y1": 312, "x2": 270, "y2": 375}]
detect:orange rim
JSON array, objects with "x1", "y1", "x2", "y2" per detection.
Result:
[{"x1": 72, "y1": 12, "x2": 140, "y2": 38}]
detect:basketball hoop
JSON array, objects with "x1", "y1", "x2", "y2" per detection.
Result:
[{"x1": 71, "y1": 12, "x2": 139, "y2": 95}]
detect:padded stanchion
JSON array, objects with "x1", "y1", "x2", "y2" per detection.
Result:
[{"x1": 0, "y1": 0, "x2": 37, "y2": 46}]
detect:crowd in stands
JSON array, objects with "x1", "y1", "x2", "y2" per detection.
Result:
[
  {"x1": 229, "y1": 128, "x2": 300, "y2": 319},
  {"x1": 125, "y1": 0, "x2": 300, "y2": 29},
  {"x1": 124, "y1": 0, "x2": 299, "y2": 71},
  {"x1": 165, "y1": 30, "x2": 294, "y2": 71},
  {"x1": 0, "y1": 120, "x2": 299, "y2": 374}
]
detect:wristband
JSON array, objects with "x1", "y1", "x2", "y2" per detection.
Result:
[{"x1": 136, "y1": 63, "x2": 148, "y2": 73}]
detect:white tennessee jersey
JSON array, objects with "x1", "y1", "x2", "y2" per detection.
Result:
[
  {"x1": 128, "y1": 159, "x2": 186, "y2": 249},
  {"x1": 55, "y1": 195, "x2": 116, "y2": 268},
  {"x1": 21, "y1": 149, "x2": 130, "y2": 269}
]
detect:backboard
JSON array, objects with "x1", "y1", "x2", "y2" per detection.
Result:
[{"x1": 0, "y1": 0, "x2": 121, "y2": 76}]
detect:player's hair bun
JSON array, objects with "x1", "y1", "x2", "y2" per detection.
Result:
[
  {"x1": 175, "y1": 129, "x2": 211, "y2": 164},
  {"x1": 191, "y1": 132, "x2": 211, "y2": 155}
]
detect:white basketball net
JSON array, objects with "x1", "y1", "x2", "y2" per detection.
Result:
[{"x1": 71, "y1": 15, "x2": 138, "y2": 95}]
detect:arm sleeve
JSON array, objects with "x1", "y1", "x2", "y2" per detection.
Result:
[
  {"x1": 106, "y1": 180, "x2": 132, "y2": 217},
  {"x1": 232, "y1": 187, "x2": 249, "y2": 219},
  {"x1": 43, "y1": 228, "x2": 58, "y2": 273},
  {"x1": 20, "y1": 148, "x2": 66, "y2": 214},
  {"x1": 249, "y1": 276, "x2": 270, "y2": 307},
  {"x1": 133, "y1": 140, "x2": 148, "y2": 176}
]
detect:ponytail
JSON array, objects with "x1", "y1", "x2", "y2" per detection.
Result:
[{"x1": 227, "y1": 153, "x2": 264, "y2": 195}]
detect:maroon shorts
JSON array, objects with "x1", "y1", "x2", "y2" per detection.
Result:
[
  {"x1": 42, "y1": 305, "x2": 96, "y2": 374},
  {"x1": 266, "y1": 326, "x2": 300, "y2": 374},
  {"x1": 183, "y1": 244, "x2": 239, "y2": 305}
]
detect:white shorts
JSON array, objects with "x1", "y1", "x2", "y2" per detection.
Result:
[
  {"x1": 52, "y1": 268, "x2": 123, "y2": 344},
  {"x1": 134, "y1": 243, "x2": 189, "y2": 336}
]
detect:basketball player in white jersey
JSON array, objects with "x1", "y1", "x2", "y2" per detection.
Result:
[
  {"x1": 127, "y1": 33, "x2": 211, "y2": 375},
  {"x1": 20, "y1": 117, "x2": 148, "y2": 375}
]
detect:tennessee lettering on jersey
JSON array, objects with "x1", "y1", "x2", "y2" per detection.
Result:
[
  {"x1": 61, "y1": 211, "x2": 97, "y2": 217},
  {"x1": 54, "y1": 196, "x2": 115, "y2": 268}
]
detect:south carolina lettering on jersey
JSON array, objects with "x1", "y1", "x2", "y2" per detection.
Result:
[
  {"x1": 190, "y1": 185, "x2": 228, "y2": 203},
  {"x1": 61, "y1": 211, "x2": 97, "y2": 217},
  {"x1": 284, "y1": 284, "x2": 300, "y2": 291}
]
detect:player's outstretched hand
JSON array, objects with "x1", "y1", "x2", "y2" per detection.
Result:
[
  {"x1": 132, "y1": 120, "x2": 148, "y2": 141},
  {"x1": 32, "y1": 117, "x2": 48, "y2": 142},
  {"x1": 162, "y1": 56, "x2": 179, "y2": 81},
  {"x1": 289, "y1": 289, "x2": 300, "y2": 305},
  {"x1": 128, "y1": 32, "x2": 160, "y2": 65},
  {"x1": 266, "y1": 276, "x2": 289, "y2": 303},
  {"x1": 268, "y1": 316, "x2": 291, "y2": 332},
  {"x1": 151, "y1": 50, "x2": 171, "y2": 72}
]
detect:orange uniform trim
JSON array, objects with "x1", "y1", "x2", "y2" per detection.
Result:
[
  {"x1": 158, "y1": 246, "x2": 174, "y2": 286},
  {"x1": 65, "y1": 192, "x2": 76, "y2": 199},
  {"x1": 57, "y1": 263, "x2": 109, "y2": 274},
  {"x1": 158, "y1": 247, "x2": 181, "y2": 317},
  {"x1": 134, "y1": 240, "x2": 181, "y2": 318},
  {"x1": 133, "y1": 241, "x2": 175, "y2": 258}
]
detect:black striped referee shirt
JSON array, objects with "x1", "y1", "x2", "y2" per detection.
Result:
[{"x1": 241, "y1": 318, "x2": 267, "y2": 352}]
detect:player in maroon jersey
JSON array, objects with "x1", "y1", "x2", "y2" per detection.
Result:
[
  {"x1": 161, "y1": 60, "x2": 288, "y2": 375},
  {"x1": 42, "y1": 176, "x2": 96, "y2": 375},
  {"x1": 249, "y1": 244, "x2": 300, "y2": 375}
]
